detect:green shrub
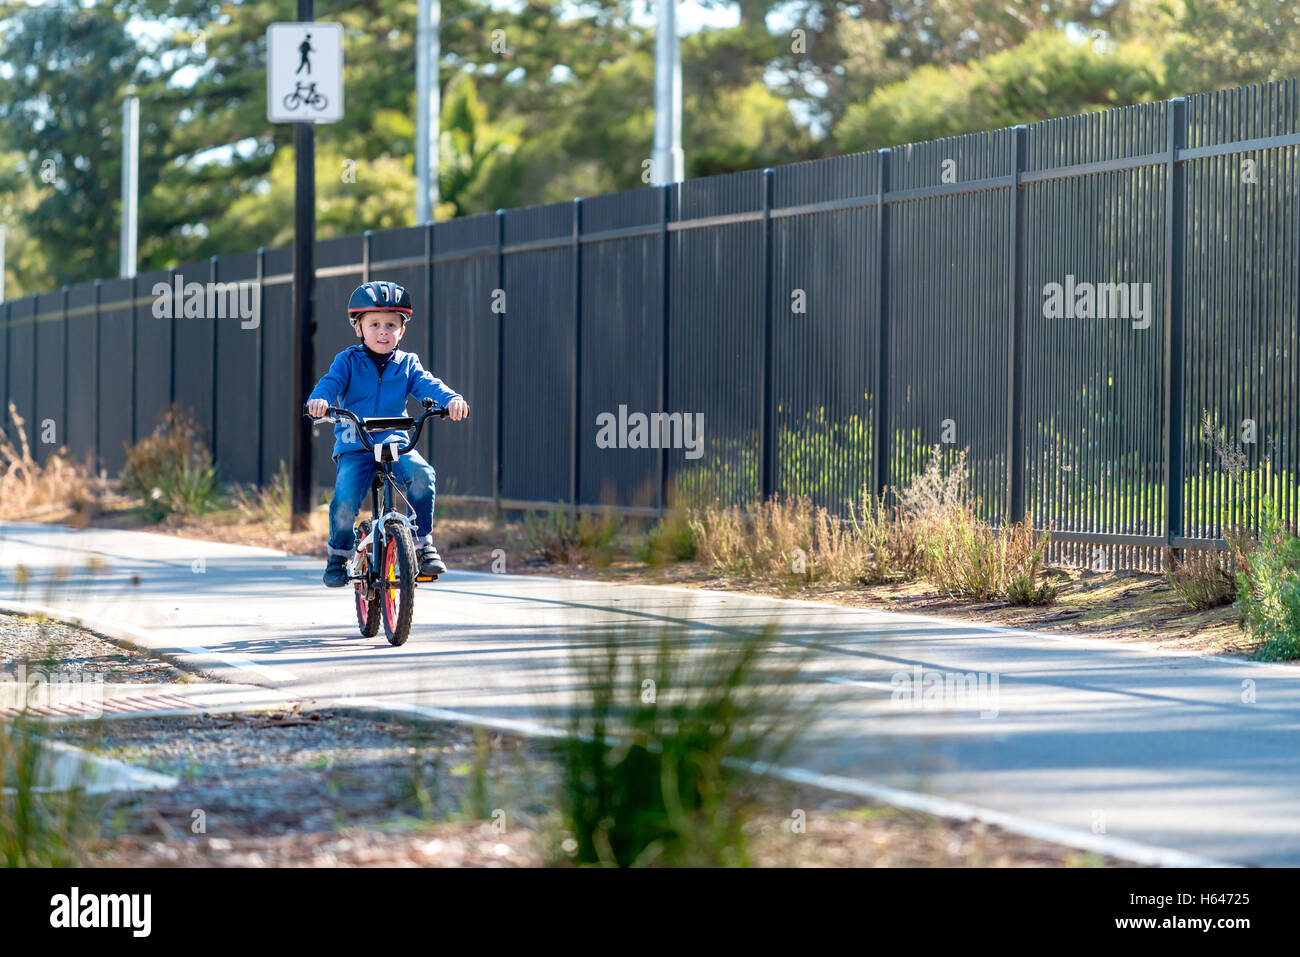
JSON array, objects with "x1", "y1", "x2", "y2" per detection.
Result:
[
  {"x1": 637, "y1": 512, "x2": 697, "y2": 566},
  {"x1": 523, "y1": 508, "x2": 621, "y2": 566},
  {"x1": 120, "y1": 406, "x2": 220, "y2": 520},
  {"x1": 1002, "y1": 520, "x2": 1058, "y2": 606},
  {"x1": 553, "y1": 620, "x2": 824, "y2": 867},
  {"x1": 1235, "y1": 503, "x2": 1300, "y2": 661}
]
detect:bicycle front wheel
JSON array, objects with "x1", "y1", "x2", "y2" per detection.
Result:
[{"x1": 380, "y1": 521, "x2": 417, "y2": 646}]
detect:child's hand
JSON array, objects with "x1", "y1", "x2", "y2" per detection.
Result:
[
  {"x1": 306, "y1": 398, "x2": 330, "y2": 419},
  {"x1": 447, "y1": 397, "x2": 469, "y2": 421}
]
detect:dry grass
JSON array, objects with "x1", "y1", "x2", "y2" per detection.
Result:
[
  {"x1": 689, "y1": 447, "x2": 1056, "y2": 603},
  {"x1": 0, "y1": 402, "x2": 106, "y2": 526},
  {"x1": 1166, "y1": 548, "x2": 1237, "y2": 611}
]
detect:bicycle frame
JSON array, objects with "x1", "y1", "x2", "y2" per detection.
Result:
[{"x1": 303, "y1": 398, "x2": 447, "y2": 591}]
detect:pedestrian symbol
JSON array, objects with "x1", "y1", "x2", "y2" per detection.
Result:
[
  {"x1": 296, "y1": 34, "x2": 313, "y2": 74},
  {"x1": 267, "y1": 22, "x2": 343, "y2": 124}
]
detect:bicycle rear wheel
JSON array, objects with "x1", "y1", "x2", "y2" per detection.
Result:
[{"x1": 380, "y1": 521, "x2": 417, "y2": 646}]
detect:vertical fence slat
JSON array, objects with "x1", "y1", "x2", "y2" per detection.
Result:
[
  {"x1": 658, "y1": 184, "x2": 671, "y2": 512},
  {"x1": 494, "y1": 208, "x2": 505, "y2": 512},
  {"x1": 1007, "y1": 126, "x2": 1028, "y2": 523},
  {"x1": 873, "y1": 148, "x2": 892, "y2": 499},
  {"x1": 570, "y1": 197, "x2": 582, "y2": 507},
  {"x1": 760, "y1": 168, "x2": 775, "y2": 500},
  {"x1": 1164, "y1": 98, "x2": 1188, "y2": 556}
]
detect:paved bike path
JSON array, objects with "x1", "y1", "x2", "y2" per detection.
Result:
[{"x1": 2, "y1": 520, "x2": 1297, "y2": 865}]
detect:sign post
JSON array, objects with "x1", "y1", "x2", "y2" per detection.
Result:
[{"x1": 268, "y1": 14, "x2": 343, "y2": 530}]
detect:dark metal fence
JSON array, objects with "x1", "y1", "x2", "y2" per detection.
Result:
[{"x1": 6, "y1": 77, "x2": 1300, "y2": 568}]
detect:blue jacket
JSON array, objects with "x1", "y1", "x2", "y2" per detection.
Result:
[{"x1": 308, "y1": 345, "x2": 462, "y2": 461}]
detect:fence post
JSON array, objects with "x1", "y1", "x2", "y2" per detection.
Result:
[
  {"x1": 62, "y1": 285, "x2": 70, "y2": 460},
  {"x1": 424, "y1": 221, "x2": 434, "y2": 466},
  {"x1": 256, "y1": 248, "x2": 266, "y2": 486},
  {"x1": 210, "y1": 256, "x2": 219, "y2": 458},
  {"x1": 494, "y1": 208, "x2": 505, "y2": 514},
  {"x1": 362, "y1": 229, "x2": 372, "y2": 282},
  {"x1": 658, "y1": 184, "x2": 671, "y2": 514},
  {"x1": 872, "y1": 148, "x2": 892, "y2": 501},
  {"x1": 1163, "y1": 97, "x2": 1188, "y2": 566},
  {"x1": 1007, "y1": 125, "x2": 1029, "y2": 525},
  {"x1": 93, "y1": 278, "x2": 101, "y2": 473},
  {"x1": 1, "y1": 300, "x2": 8, "y2": 446},
  {"x1": 760, "y1": 168, "x2": 776, "y2": 501},
  {"x1": 571, "y1": 197, "x2": 583, "y2": 507},
  {"x1": 30, "y1": 293, "x2": 39, "y2": 459}
]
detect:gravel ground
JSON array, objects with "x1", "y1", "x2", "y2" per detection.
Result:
[
  {"x1": 0, "y1": 610, "x2": 191, "y2": 683},
  {"x1": 4, "y1": 609, "x2": 1138, "y2": 867},
  {"x1": 44, "y1": 706, "x2": 1134, "y2": 868}
]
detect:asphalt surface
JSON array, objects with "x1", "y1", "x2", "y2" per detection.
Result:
[{"x1": 2, "y1": 520, "x2": 1297, "y2": 865}]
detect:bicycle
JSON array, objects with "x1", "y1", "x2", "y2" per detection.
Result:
[
  {"x1": 283, "y1": 82, "x2": 328, "y2": 113},
  {"x1": 303, "y1": 398, "x2": 447, "y2": 646}
]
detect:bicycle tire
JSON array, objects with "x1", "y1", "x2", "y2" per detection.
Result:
[
  {"x1": 380, "y1": 520, "x2": 417, "y2": 646},
  {"x1": 310, "y1": 93, "x2": 328, "y2": 111},
  {"x1": 283, "y1": 92, "x2": 301, "y2": 111},
  {"x1": 354, "y1": 520, "x2": 381, "y2": 638}
]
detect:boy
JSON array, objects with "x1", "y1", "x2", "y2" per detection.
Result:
[{"x1": 306, "y1": 280, "x2": 469, "y2": 587}]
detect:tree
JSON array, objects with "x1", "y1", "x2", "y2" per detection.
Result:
[
  {"x1": 0, "y1": 0, "x2": 146, "y2": 285},
  {"x1": 835, "y1": 30, "x2": 1168, "y2": 152}
]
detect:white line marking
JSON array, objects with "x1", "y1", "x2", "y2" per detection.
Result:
[
  {"x1": 179, "y1": 647, "x2": 298, "y2": 682},
  {"x1": 0, "y1": 599, "x2": 297, "y2": 683},
  {"x1": 821, "y1": 676, "x2": 896, "y2": 692},
  {"x1": 337, "y1": 695, "x2": 1235, "y2": 868}
]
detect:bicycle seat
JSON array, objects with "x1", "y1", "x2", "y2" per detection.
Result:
[{"x1": 361, "y1": 416, "x2": 414, "y2": 431}]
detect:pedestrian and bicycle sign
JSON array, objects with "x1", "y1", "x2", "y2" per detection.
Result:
[{"x1": 267, "y1": 22, "x2": 343, "y2": 124}]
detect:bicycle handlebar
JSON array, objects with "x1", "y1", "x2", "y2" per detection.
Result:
[{"x1": 302, "y1": 397, "x2": 448, "y2": 455}]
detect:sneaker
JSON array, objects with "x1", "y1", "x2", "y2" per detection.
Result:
[
  {"x1": 323, "y1": 554, "x2": 349, "y2": 587},
  {"x1": 417, "y1": 543, "x2": 447, "y2": 577}
]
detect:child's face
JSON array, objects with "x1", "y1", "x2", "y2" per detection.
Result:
[{"x1": 353, "y1": 312, "x2": 406, "y2": 353}]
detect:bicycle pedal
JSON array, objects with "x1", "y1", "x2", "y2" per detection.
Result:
[{"x1": 415, "y1": 573, "x2": 438, "y2": 582}]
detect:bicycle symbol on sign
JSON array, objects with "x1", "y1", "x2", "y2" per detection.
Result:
[{"x1": 283, "y1": 81, "x2": 329, "y2": 113}]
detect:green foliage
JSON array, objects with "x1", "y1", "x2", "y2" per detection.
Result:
[
  {"x1": 837, "y1": 30, "x2": 1168, "y2": 152},
  {"x1": 637, "y1": 512, "x2": 697, "y2": 566},
  {"x1": 553, "y1": 620, "x2": 824, "y2": 867},
  {"x1": 522, "y1": 508, "x2": 621, "y2": 566},
  {"x1": 1235, "y1": 502, "x2": 1300, "y2": 660},
  {"x1": 120, "y1": 405, "x2": 220, "y2": 521},
  {"x1": 1127, "y1": 0, "x2": 1300, "y2": 94},
  {"x1": 0, "y1": 0, "x2": 142, "y2": 286},
  {"x1": 0, "y1": 713, "x2": 98, "y2": 866}
]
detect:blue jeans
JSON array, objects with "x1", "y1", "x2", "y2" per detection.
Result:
[{"x1": 327, "y1": 450, "x2": 436, "y2": 557}]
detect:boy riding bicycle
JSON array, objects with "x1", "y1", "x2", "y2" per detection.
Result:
[{"x1": 305, "y1": 280, "x2": 469, "y2": 587}]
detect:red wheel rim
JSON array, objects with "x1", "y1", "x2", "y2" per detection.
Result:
[
  {"x1": 383, "y1": 537, "x2": 399, "y2": 624},
  {"x1": 355, "y1": 556, "x2": 371, "y2": 615}
]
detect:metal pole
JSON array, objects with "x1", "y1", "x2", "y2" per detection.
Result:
[
  {"x1": 290, "y1": 0, "x2": 316, "y2": 531},
  {"x1": 651, "y1": 0, "x2": 683, "y2": 185},
  {"x1": 120, "y1": 96, "x2": 139, "y2": 278},
  {"x1": 415, "y1": 0, "x2": 440, "y2": 223}
]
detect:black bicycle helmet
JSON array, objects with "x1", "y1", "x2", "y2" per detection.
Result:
[{"x1": 348, "y1": 280, "x2": 413, "y2": 321}]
